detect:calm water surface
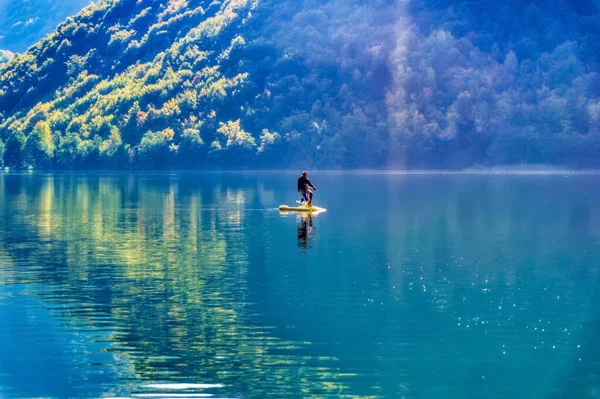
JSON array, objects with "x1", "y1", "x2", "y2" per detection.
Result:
[{"x1": 1, "y1": 172, "x2": 599, "y2": 399}]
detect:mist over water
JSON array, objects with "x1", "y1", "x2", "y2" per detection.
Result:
[{"x1": 1, "y1": 172, "x2": 599, "y2": 398}]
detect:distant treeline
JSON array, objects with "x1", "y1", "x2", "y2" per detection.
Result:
[{"x1": 0, "y1": 0, "x2": 598, "y2": 169}]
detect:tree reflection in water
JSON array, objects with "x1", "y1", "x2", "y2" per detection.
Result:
[
  {"x1": 0, "y1": 173, "x2": 355, "y2": 399},
  {"x1": 2, "y1": 173, "x2": 600, "y2": 399}
]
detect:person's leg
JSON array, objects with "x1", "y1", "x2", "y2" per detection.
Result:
[
  {"x1": 299, "y1": 189, "x2": 308, "y2": 202},
  {"x1": 307, "y1": 189, "x2": 313, "y2": 205}
]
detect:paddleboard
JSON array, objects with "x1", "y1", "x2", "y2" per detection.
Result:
[{"x1": 279, "y1": 204, "x2": 326, "y2": 213}]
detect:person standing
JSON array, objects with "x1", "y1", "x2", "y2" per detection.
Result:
[{"x1": 297, "y1": 171, "x2": 316, "y2": 206}]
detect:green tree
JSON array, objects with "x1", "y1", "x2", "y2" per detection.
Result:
[
  {"x1": 56, "y1": 132, "x2": 86, "y2": 168},
  {"x1": 137, "y1": 128, "x2": 175, "y2": 168},
  {"x1": 23, "y1": 121, "x2": 55, "y2": 168},
  {"x1": 56, "y1": 39, "x2": 73, "y2": 59},
  {"x1": 217, "y1": 120, "x2": 256, "y2": 150},
  {"x1": 179, "y1": 127, "x2": 205, "y2": 165},
  {"x1": 3, "y1": 130, "x2": 26, "y2": 169},
  {"x1": 99, "y1": 126, "x2": 123, "y2": 158},
  {"x1": 257, "y1": 129, "x2": 280, "y2": 153}
]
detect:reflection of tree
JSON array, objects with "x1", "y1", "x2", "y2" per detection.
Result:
[
  {"x1": 0, "y1": 173, "x2": 356, "y2": 398},
  {"x1": 3, "y1": 174, "x2": 600, "y2": 398}
]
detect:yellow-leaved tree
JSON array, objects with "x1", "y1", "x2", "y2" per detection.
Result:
[{"x1": 217, "y1": 120, "x2": 256, "y2": 150}]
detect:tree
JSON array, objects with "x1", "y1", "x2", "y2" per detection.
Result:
[
  {"x1": 179, "y1": 126, "x2": 205, "y2": 166},
  {"x1": 217, "y1": 120, "x2": 256, "y2": 150},
  {"x1": 136, "y1": 128, "x2": 175, "y2": 168},
  {"x1": 3, "y1": 130, "x2": 26, "y2": 169},
  {"x1": 56, "y1": 133, "x2": 85, "y2": 168},
  {"x1": 257, "y1": 129, "x2": 279, "y2": 153},
  {"x1": 99, "y1": 126, "x2": 123, "y2": 158},
  {"x1": 23, "y1": 121, "x2": 55, "y2": 168}
]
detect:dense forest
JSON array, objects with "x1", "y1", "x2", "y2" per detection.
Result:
[{"x1": 0, "y1": 0, "x2": 598, "y2": 169}]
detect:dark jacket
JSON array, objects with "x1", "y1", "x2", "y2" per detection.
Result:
[{"x1": 297, "y1": 176, "x2": 314, "y2": 191}]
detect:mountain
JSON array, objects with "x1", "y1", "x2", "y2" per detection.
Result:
[
  {"x1": 0, "y1": 0, "x2": 599, "y2": 169},
  {"x1": 0, "y1": 0, "x2": 92, "y2": 52}
]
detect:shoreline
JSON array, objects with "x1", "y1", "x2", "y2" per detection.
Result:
[{"x1": 2, "y1": 169, "x2": 600, "y2": 176}]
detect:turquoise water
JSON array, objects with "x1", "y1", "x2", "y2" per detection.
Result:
[{"x1": 0, "y1": 172, "x2": 599, "y2": 399}]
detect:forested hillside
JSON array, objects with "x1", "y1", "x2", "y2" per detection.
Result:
[
  {"x1": 0, "y1": 0, "x2": 599, "y2": 169},
  {"x1": 0, "y1": 0, "x2": 91, "y2": 52}
]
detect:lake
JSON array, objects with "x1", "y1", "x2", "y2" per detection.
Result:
[{"x1": 0, "y1": 171, "x2": 599, "y2": 399}]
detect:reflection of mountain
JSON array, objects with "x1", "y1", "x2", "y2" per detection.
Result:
[
  {"x1": 2, "y1": 173, "x2": 600, "y2": 398},
  {"x1": 0, "y1": 173, "x2": 356, "y2": 398}
]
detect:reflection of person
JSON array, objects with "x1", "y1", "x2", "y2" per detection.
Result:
[
  {"x1": 297, "y1": 213, "x2": 314, "y2": 249},
  {"x1": 297, "y1": 171, "x2": 316, "y2": 206}
]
